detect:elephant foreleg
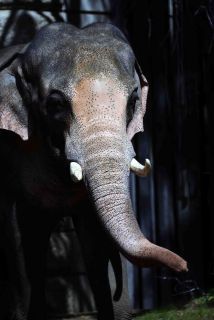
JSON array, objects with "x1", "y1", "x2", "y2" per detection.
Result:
[
  {"x1": 0, "y1": 201, "x2": 30, "y2": 320},
  {"x1": 109, "y1": 251, "x2": 133, "y2": 320},
  {"x1": 73, "y1": 204, "x2": 133, "y2": 320},
  {"x1": 17, "y1": 207, "x2": 56, "y2": 320}
]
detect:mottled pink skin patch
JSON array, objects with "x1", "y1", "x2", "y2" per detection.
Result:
[{"x1": 73, "y1": 77, "x2": 128, "y2": 123}]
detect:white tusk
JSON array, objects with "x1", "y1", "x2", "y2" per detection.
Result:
[
  {"x1": 70, "y1": 162, "x2": 83, "y2": 182},
  {"x1": 130, "y1": 158, "x2": 151, "y2": 177}
]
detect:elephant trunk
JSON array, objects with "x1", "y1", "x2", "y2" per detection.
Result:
[{"x1": 83, "y1": 127, "x2": 188, "y2": 272}]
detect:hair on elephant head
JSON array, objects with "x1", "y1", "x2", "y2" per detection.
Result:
[{"x1": 0, "y1": 22, "x2": 187, "y2": 272}]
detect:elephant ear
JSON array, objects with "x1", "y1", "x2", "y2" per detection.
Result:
[
  {"x1": 127, "y1": 61, "x2": 148, "y2": 140},
  {"x1": 0, "y1": 45, "x2": 29, "y2": 140}
]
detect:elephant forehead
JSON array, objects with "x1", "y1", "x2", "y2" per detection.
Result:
[
  {"x1": 73, "y1": 45, "x2": 121, "y2": 74},
  {"x1": 72, "y1": 77, "x2": 128, "y2": 120}
]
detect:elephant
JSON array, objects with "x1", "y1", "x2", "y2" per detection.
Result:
[{"x1": 0, "y1": 22, "x2": 188, "y2": 320}]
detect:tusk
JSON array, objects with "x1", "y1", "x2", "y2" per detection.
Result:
[
  {"x1": 70, "y1": 162, "x2": 83, "y2": 182},
  {"x1": 130, "y1": 158, "x2": 151, "y2": 177}
]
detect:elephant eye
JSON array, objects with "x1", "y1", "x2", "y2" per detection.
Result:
[
  {"x1": 127, "y1": 88, "x2": 138, "y2": 124},
  {"x1": 46, "y1": 92, "x2": 70, "y2": 122}
]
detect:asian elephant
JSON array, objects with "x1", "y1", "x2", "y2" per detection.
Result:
[{"x1": 0, "y1": 22, "x2": 187, "y2": 320}]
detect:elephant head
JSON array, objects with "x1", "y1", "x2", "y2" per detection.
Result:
[{"x1": 0, "y1": 23, "x2": 187, "y2": 272}]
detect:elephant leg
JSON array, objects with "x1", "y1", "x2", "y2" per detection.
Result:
[
  {"x1": 17, "y1": 207, "x2": 56, "y2": 320},
  {"x1": 85, "y1": 247, "x2": 133, "y2": 320},
  {"x1": 85, "y1": 256, "x2": 114, "y2": 320},
  {"x1": 72, "y1": 204, "x2": 133, "y2": 320},
  {"x1": 26, "y1": 240, "x2": 48, "y2": 320},
  {"x1": 21, "y1": 229, "x2": 48, "y2": 319},
  {"x1": 73, "y1": 211, "x2": 113, "y2": 319},
  {"x1": 0, "y1": 203, "x2": 30, "y2": 320},
  {"x1": 109, "y1": 251, "x2": 133, "y2": 320}
]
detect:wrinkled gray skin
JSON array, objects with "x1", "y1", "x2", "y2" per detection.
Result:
[{"x1": 0, "y1": 23, "x2": 187, "y2": 320}]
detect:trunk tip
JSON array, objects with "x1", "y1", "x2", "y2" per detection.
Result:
[
  {"x1": 123, "y1": 239, "x2": 188, "y2": 273},
  {"x1": 175, "y1": 259, "x2": 188, "y2": 273}
]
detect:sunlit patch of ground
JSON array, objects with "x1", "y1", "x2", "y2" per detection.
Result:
[{"x1": 135, "y1": 290, "x2": 214, "y2": 320}]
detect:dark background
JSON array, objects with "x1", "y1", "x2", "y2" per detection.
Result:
[{"x1": 0, "y1": 0, "x2": 213, "y2": 317}]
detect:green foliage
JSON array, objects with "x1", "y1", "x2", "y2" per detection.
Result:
[{"x1": 135, "y1": 290, "x2": 214, "y2": 320}]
